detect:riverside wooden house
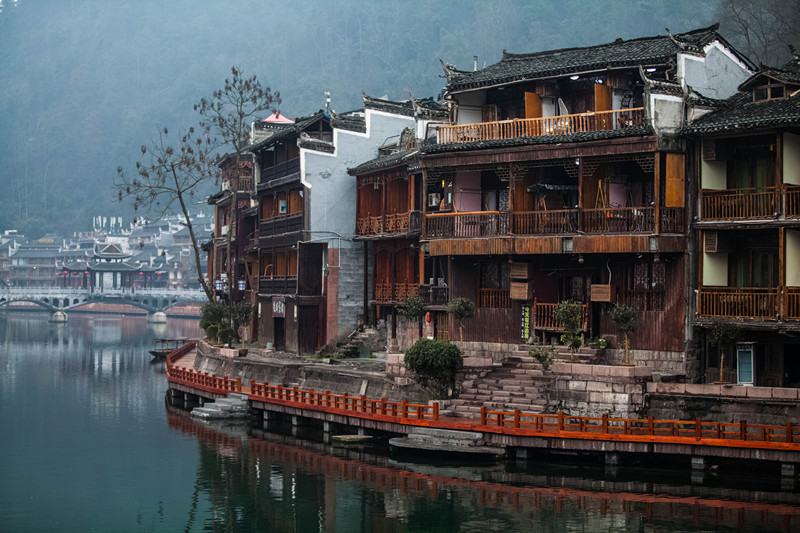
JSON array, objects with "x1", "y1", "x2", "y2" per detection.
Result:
[
  {"x1": 686, "y1": 55, "x2": 800, "y2": 386},
  {"x1": 250, "y1": 98, "x2": 416, "y2": 353},
  {"x1": 417, "y1": 25, "x2": 753, "y2": 374},
  {"x1": 348, "y1": 96, "x2": 449, "y2": 348}
]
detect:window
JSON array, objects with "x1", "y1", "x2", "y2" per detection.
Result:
[
  {"x1": 753, "y1": 80, "x2": 787, "y2": 102},
  {"x1": 620, "y1": 261, "x2": 665, "y2": 311}
]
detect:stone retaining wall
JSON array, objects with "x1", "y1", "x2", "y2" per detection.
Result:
[
  {"x1": 549, "y1": 362, "x2": 653, "y2": 418},
  {"x1": 602, "y1": 348, "x2": 686, "y2": 377}
]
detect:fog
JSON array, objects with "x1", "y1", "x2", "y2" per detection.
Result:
[{"x1": 0, "y1": 0, "x2": 720, "y2": 236}]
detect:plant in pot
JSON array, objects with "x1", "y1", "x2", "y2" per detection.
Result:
[
  {"x1": 555, "y1": 300, "x2": 583, "y2": 361},
  {"x1": 609, "y1": 303, "x2": 638, "y2": 366},
  {"x1": 707, "y1": 322, "x2": 741, "y2": 384},
  {"x1": 446, "y1": 297, "x2": 475, "y2": 353},
  {"x1": 404, "y1": 338, "x2": 463, "y2": 398},
  {"x1": 398, "y1": 296, "x2": 426, "y2": 342}
]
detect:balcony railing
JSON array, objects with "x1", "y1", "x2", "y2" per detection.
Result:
[
  {"x1": 261, "y1": 158, "x2": 301, "y2": 183},
  {"x1": 372, "y1": 283, "x2": 449, "y2": 306},
  {"x1": 698, "y1": 286, "x2": 779, "y2": 319},
  {"x1": 478, "y1": 288, "x2": 511, "y2": 309},
  {"x1": 700, "y1": 186, "x2": 780, "y2": 220},
  {"x1": 787, "y1": 287, "x2": 800, "y2": 320},
  {"x1": 787, "y1": 186, "x2": 800, "y2": 218},
  {"x1": 512, "y1": 209, "x2": 578, "y2": 234},
  {"x1": 356, "y1": 211, "x2": 422, "y2": 237},
  {"x1": 582, "y1": 207, "x2": 654, "y2": 234},
  {"x1": 437, "y1": 108, "x2": 645, "y2": 144},
  {"x1": 425, "y1": 211, "x2": 510, "y2": 238},
  {"x1": 425, "y1": 207, "x2": 684, "y2": 238},
  {"x1": 259, "y1": 212, "x2": 304, "y2": 237},
  {"x1": 258, "y1": 276, "x2": 297, "y2": 295},
  {"x1": 531, "y1": 301, "x2": 589, "y2": 331}
]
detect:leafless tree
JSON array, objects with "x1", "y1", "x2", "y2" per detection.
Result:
[
  {"x1": 716, "y1": 0, "x2": 800, "y2": 66},
  {"x1": 194, "y1": 66, "x2": 281, "y2": 313},
  {"x1": 115, "y1": 126, "x2": 217, "y2": 302}
]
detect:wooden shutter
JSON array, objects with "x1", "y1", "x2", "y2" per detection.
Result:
[
  {"x1": 524, "y1": 92, "x2": 542, "y2": 119},
  {"x1": 665, "y1": 153, "x2": 685, "y2": 207},
  {"x1": 594, "y1": 83, "x2": 612, "y2": 130}
]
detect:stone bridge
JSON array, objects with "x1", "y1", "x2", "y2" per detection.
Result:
[{"x1": 0, "y1": 286, "x2": 206, "y2": 317}]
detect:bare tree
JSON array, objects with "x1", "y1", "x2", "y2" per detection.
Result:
[
  {"x1": 115, "y1": 126, "x2": 216, "y2": 302},
  {"x1": 194, "y1": 66, "x2": 281, "y2": 314},
  {"x1": 716, "y1": 0, "x2": 800, "y2": 66}
]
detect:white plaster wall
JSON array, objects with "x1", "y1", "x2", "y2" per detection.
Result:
[
  {"x1": 650, "y1": 95, "x2": 683, "y2": 134},
  {"x1": 784, "y1": 132, "x2": 800, "y2": 185},
  {"x1": 702, "y1": 251, "x2": 728, "y2": 286},
  {"x1": 680, "y1": 42, "x2": 752, "y2": 100},
  {"x1": 787, "y1": 230, "x2": 800, "y2": 286},
  {"x1": 701, "y1": 158, "x2": 726, "y2": 189}
]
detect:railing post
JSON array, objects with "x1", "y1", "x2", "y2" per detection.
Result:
[
  {"x1": 401, "y1": 400, "x2": 408, "y2": 418},
  {"x1": 740, "y1": 420, "x2": 747, "y2": 441},
  {"x1": 558, "y1": 411, "x2": 565, "y2": 432},
  {"x1": 433, "y1": 402, "x2": 439, "y2": 421},
  {"x1": 360, "y1": 395, "x2": 367, "y2": 413},
  {"x1": 695, "y1": 418, "x2": 702, "y2": 441},
  {"x1": 788, "y1": 423, "x2": 794, "y2": 444},
  {"x1": 480, "y1": 406, "x2": 487, "y2": 425},
  {"x1": 326, "y1": 391, "x2": 331, "y2": 407},
  {"x1": 343, "y1": 392, "x2": 349, "y2": 411},
  {"x1": 514, "y1": 409, "x2": 521, "y2": 429},
  {"x1": 277, "y1": 384, "x2": 283, "y2": 401},
  {"x1": 309, "y1": 388, "x2": 315, "y2": 406},
  {"x1": 381, "y1": 398, "x2": 388, "y2": 416},
  {"x1": 236, "y1": 377, "x2": 242, "y2": 393},
  {"x1": 647, "y1": 416, "x2": 654, "y2": 436}
]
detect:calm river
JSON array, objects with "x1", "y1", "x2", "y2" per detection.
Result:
[{"x1": 1, "y1": 313, "x2": 799, "y2": 532}]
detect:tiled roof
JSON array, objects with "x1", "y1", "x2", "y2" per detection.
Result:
[
  {"x1": 298, "y1": 136, "x2": 335, "y2": 153},
  {"x1": 348, "y1": 147, "x2": 419, "y2": 175},
  {"x1": 330, "y1": 113, "x2": 366, "y2": 133},
  {"x1": 362, "y1": 93, "x2": 448, "y2": 119},
  {"x1": 740, "y1": 58, "x2": 800, "y2": 90},
  {"x1": 422, "y1": 126, "x2": 654, "y2": 154},
  {"x1": 445, "y1": 25, "x2": 740, "y2": 92},
  {"x1": 249, "y1": 111, "x2": 327, "y2": 152},
  {"x1": 684, "y1": 91, "x2": 800, "y2": 135}
]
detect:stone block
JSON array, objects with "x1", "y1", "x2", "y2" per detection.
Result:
[
  {"x1": 608, "y1": 366, "x2": 634, "y2": 378},
  {"x1": 551, "y1": 363, "x2": 572, "y2": 374},
  {"x1": 571, "y1": 363, "x2": 593, "y2": 375},
  {"x1": 772, "y1": 388, "x2": 799, "y2": 400},
  {"x1": 633, "y1": 366, "x2": 653, "y2": 378},
  {"x1": 568, "y1": 381, "x2": 587, "y2": 391},
  {"x1": 646, "y1": 382, "x2": 658, "y2": 393},
  {"x1": 463, "y1": 357, "x2": 493, "y2": 368},
  {"x1": 721, "y1": 385, "x2": 747, "y2": 398},
  {"x1": 685, "y1": 384, "x2": 720, "y2": 396},
  {"x1": 656, "y1": 383, "x2": 685, "y2": 395},
  {"x1": 593, "y1": 365, "x2": 613, "y2": 377},
  {"x1": 746, "y1": 386, "x2": 773, "y2": 399},
  {"x1": 587, "y1": 382, "x2": 612, "y2": 392}
]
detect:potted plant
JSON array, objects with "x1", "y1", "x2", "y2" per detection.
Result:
[
  {"x1": 609, "y1": 303, "x2": 638, "y2": 366},
  {"x1": 555, "y1": 300, "x2": 583, "y2": 361},
  {"x1": 398, "y1": 296, "x2": 426, "y2": 341},
  {"x1": 707, "y1": 322, "x2": 741, "y2": 384},
  {"x1": 446, "y1": 297, "x2": 475, "y2": 353}
]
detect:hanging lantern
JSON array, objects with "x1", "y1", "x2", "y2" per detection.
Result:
[{"x1": 425, "y1": 312, "x2": 432, "y2": 324}]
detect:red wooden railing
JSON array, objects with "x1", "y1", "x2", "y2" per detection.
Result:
[
  {"x1": 698, "y1": 286, "x2": 779, "y2": 319},
  {"x1": 165, "y1": 341, "x2": 245, "y2": 394},
  {"x1": 438, "y1": 108, "x2": 645, "y2": 144},
  {"x1": 374, "y1": 282, "x2": 420, "y2": 303},
  {"x1": 250, "y1": 382, "x2": 439, "y2": 421},
  {"x1": 700, "y1": 187, "x2": 779, "y2": 220},
  {"x1": 357, "y1": 211, "x2": 422, "y2": 236}
]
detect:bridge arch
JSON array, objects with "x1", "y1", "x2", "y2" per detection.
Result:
[{"x1": 0, "y1": 298, "x2": 58, "y2": 312}]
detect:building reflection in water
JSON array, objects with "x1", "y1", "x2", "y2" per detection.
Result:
[{"x1": 166, "y1": 406, "x2": 800, "y2": 533}]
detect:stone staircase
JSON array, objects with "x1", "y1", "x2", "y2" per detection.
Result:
[
  {"x1": 441, "y1": 345, "x2": 604, "y2": 418},
  {"x1": 190, "y1": 393, "x2": 250, "y2": 420}
]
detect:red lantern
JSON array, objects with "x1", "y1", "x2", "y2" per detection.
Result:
[{"x1": 425, "y1": 312, "x2": 432, "y2": 324}]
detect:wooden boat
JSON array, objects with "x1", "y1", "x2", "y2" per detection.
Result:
[{"x1": 149, "y1": 338, "x2": 189, "y2": 359}]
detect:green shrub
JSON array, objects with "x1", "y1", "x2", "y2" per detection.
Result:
[
  {"x1": 217, "y1": 327, "x2": 234, "y2": 346},
  {"x1": 609, "y1": 303, "x2": 638, "y2": 363},
  {"x1": 205, "y1": 324, "x2": 219, "y2": 343},
  {"x1": 398, "y1": 296, "x2": 426, "y2": 321},
  {"x1": 555, "y1": 300, "x2": 583, "y2": 360},
  {"x1": 230, "y1": 301, "x2": 252, "y2": 337},
  {"x1": 404, "y1": 338, "x2": 463, "y2": 397},
  {"x1": 529, "y1": 345, "x2": 557, "y2": 370},
  {"x1": 447, "y1": 297, "x2": 475, "y2": 351}
]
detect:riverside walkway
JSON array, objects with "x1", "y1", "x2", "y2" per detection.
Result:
[{"x1": 165, "y1": 342, "x2": 800, "y2": 470}]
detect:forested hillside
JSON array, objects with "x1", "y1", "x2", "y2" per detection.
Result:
[{"x1": 0, "y1": 0, "x2": 752, "y2": 236}]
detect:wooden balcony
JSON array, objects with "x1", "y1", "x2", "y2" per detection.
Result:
[
  {"x1": 787, "y1": 185, "x2": 800, "y2": 218},
  {"x1": 372, "y1": 283, "x2": 449, "y2": 306},
  {"x1": 581, "y1": 207, "x2": 654, "y2": 234},
  {"x1": 437, "y1": 108, "x2": 645, "y2": 144},
  {"x1": 787, "y1": 287, "x2": 800, "y2": 320},
  {"x1": 512, "y1": 209, "x2": 578, "y2": 234},
  {"x1": 258, "y1": 276, "x2": 297, "y2": 295},
  {"x1": 261, "y1": 158, "x2": 300, "y2": 184},
  {"x1": 478, "y1": 288, "x2": 511, "y2": 309},
  {"x1": 700, "y1": 187, "x2": 780, "y2": 220},
  {"x1": 356, "y1": 211, "x2": 422, "y2": 237},
  {"x1": 425, "y1": 211, "x2": 510, "y2": 238},
  {"x1": 698, "y1": 286, "x2": 779, "y2": 319},
  {"x1": 531, "y1": 301, "x2": 589, "y2": 331}
]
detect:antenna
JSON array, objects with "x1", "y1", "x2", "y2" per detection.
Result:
[{"x1": 324, "y1": 91, "x2": 331, "y2": 113}]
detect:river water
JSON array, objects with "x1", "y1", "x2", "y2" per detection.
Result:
[{"x1": 1, "y1": 313, "x2": 799, "y2": 532}]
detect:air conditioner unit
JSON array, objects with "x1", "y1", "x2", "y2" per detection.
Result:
[
  {"x1": 427, "y1": 193, "x2": 442, "y2": 207},
  {"x1": 222, "y1": 181, "x2": 231, "y2": 191},
  {"x1": 220, "y1": 225, "x2": 229, "y2": 237}
]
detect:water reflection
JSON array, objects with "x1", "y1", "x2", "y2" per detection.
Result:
[{"x1": 166, "y1": 407, "x2": 800, "y2": 532}]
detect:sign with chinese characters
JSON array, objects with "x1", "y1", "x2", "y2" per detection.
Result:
[
  {"x1": 521, "y1": 305, "x2": 531, "y2": 340},
  {"x1": 272, "y1": 296, "x2": 285, "y2": 318}
]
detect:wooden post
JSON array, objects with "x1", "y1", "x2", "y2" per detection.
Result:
[
  {"x1": 558, "y1": 411, "x2": 565, "y2": 432},
  {"x1": 780, "y1": 226, "x2": 786, "y2": 320},
  {"x1": 695, "y1": 418, "x2": 702, "y2": 441},
  {"x1": 740, "y1": 420, "x2": 747, "y2": 441},
  {"x1": 363, "y1": 240, "x2": 370, "y2": 322},
  {"x1": 787, "y1": 423, "x2": 793, "y2": 444},
  {"x1": 381, "y1": 397, "x2": 388, "y2": 416},
  {"x1": 433, "y1": 402, "x2": 439, "y2": 421},
  {"x1": 401, "y1": 400, "x2": 408, "y2": 418},
  {"x1": 514, "y1": 409, "x2": 521, "y2": 429},
  {"x1": 481, "y1": 406, "x2": 487, "y2": 425},
  {"x1": 602, "y1": 413, "x2": 608, "y2": 434},
  {"x1": 236, "y1": 377, "x2": 242, "y2": 392},
  {"x1": 654, "y1": 152, "x2": 661, "y2": 234},
  {"x1": 648, "y1": 416, "x2": 654, "y2": 436},
  {"x1": 360, "y1": 394, "x2": 367, "y2": 413}
]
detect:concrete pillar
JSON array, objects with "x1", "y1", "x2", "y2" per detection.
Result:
[
  {"x1": 147, "y1": 311, "x2": 167, "y2": 323},
  {"x1": 262, "y1": 410, "x2": 276, "y2": 431},
  {"x1": 691, "y1": 456, "x2": 706, "y2": 471},
  {"x1": 515, "y1": 448, "x2": 529, "y2": 467},
  {"x1": 782, "y1": 463, "x2": 796, "y2": 478},
  {"x1": 357, "y1": 427, "x2": 366, "y2": 436},
  {"x1": 49, "y1": 311, "x2": 68, "y2": 323}
]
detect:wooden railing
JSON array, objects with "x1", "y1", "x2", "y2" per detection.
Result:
[
  {"x1": 261, "y1": 157, "x2": 300, "y2": 183},
  {"x1": 250, "y1": 382, "x2": 439, "y2": 421},
  {"x1": 438, "y1": 108, "x2": 645, "y2": 144},
  {"x1": 479, "y1": 408, "x2": 800, "y2": 445},
  {"x1": 374, "y1": 282, "x2": 420, "y2": 303},
  {"x1": 659, "y1": 207, "x2": 685, "y2": 233},
  {"x1": 532, "y1": 301, "x2": 589, "y2": 331},
  {"x1": 425, "y1": 211, "x2": 510, "y2": 238},
  {"x1": 165, "y1": 341, "x2": 245, "y2": 394},
  {"x1": 787, "y1": 185, "x2": 800, "y2": 218},
  {"x1": 478, "y1": 288, "x2": 511, "y2": 308},
  {"x1": 258, "y1": 276, "x2": 297, "y2": 295},
  {"x1": 356, "y1": 211, "x2": 422, "y2": 236},
  {"x1": 698, "y1": 286, "x2": 779, "y2": 318},
  {"x1": 786, "y1": 287, "x2": 800, "y2": 320},
  {"x1": 513, "y1": 209, "x2": 578, "y2": 234},
  {"x1": 700, "y1": 187, "x2": 780, "y2": 220},
  {"x1": 259, "y1": 212, "x2": 303, "y2": 237},
  {"x1": 582, "y1": 207, "x2": 654, "y2": 233}
]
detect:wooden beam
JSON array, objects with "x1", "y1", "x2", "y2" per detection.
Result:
[{"x1": 654, "y1": 152, "x2": 661, "y2": 234}]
